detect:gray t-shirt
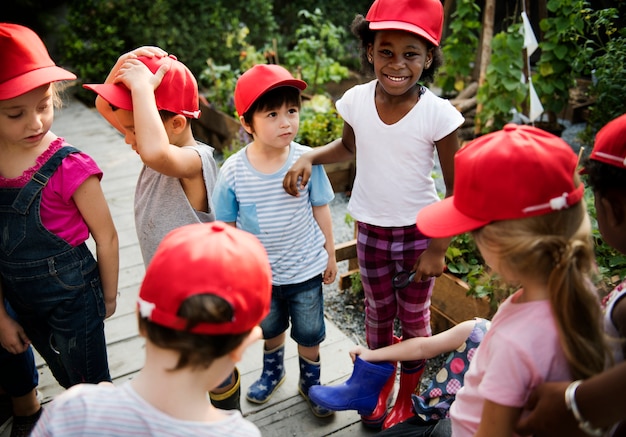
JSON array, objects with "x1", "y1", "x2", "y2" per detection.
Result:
[{"x1": 134, "y1": 142, "x2": 217, "y2": 265}]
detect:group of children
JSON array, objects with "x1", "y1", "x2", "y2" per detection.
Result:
[{"x1": 1, "y1": 0, "x2": 626, "y2": 435}]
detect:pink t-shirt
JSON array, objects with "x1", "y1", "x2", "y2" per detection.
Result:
[
  {"x1": 0, "y1": 137, "x2": 102, "y2": 246},
  {"x1": 450, "y1": 289, "x2": 571, "y2": 437}
]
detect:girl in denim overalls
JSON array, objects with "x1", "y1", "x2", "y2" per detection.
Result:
[{"x1": 0, "y1": 24, "x2": 119, "y2": 390}]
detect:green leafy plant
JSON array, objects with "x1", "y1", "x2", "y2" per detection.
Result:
[
  {"x1": 296, "y1": 95, "x2": 344, "y2": 147},
  {"x1": 476, "y1": 23, "x2": 527, "y2": 133},
  {"x1": 283, "y1": 8, "x2": 349, "y2": 95},
  {"x1": 57, "y1": 0, "x2": 276, "y2": 104},
  {"x1": 533, "y1": 0, "x2": 586, "y2": 125},
  {"x1": 438, "y1": 0, "x2": 481, "y2": 94},
  {"x1": 572, "y1": 7, "x2": 626, "y2": 145}
]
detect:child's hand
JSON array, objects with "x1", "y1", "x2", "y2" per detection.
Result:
[
  {"x1": 322, "y1": 256, "x2": 338, "y2": 284},
  {"x1": 104, "y1": 298, "x2": 117, "y2": 319},
  {"x1": 121, "y1": 46, "x2": 167, "y2": 63},
  {"x1": 283, "y1": 156, "x2": 313, "y2": 197},
  {"x1": 412, "y1": 243, "x2": 447, "y2": 282},
  {"x1": 0, "y1": 316, "x2": 30, "y2": 354},
  {"x1": 115, "y1": 58, "x2": 170, "y2": 93},
  {"x1": 349, "y1": 345, "x2": 373, "y2": 362}
]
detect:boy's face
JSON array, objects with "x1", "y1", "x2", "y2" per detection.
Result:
[
  {"x1": 245, "y1": 102, "x2": 300, "y2": 150},
  {"x1": 594, "y1": 190, "x2": 626, "y2": 254},
  {"x1": 0, "y1": 84, "x2": 54, "y2": 150},
  {"x1": 113, "y1": 108, "x2": 139, "y2": 153}
]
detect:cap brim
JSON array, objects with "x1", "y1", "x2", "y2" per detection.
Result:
[
  {"x1": 0, "y1": 66, "x2": 76, "y2": 100},
  {"x1": 240, "y1": 79, "x2": 307, "y2": 116},
  {"x1": 82, "y1": 83, "x2": 133, "y2": 111},
  {"x1": 416, "y1": 197, "x2": 489, "y2": 238},
  {"x1": 370, "y1": 21, "x2": 439, "y2": 46}
]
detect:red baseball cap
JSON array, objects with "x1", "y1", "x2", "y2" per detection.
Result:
[
  {"x1": 138, "y1": 222, "x2": 272, "y2": 335},
  {"x1": 366, "y1": 0, "x2": 444, "y2": 47},
  {"x1": 83, "y1": 55, "x2": 200, "y2": 119},
  {"x1": 417, "y1": 124, "x2": 585, "y2": 238},
  {"x1": 588, "y1": 113, "x2": 626, "y2": 170},
  {"x1": 0, "y1": 23, "x2": 76, "y2": 100},
  {"x1": 234, "y1": 64, "x2": 307, "y2": 117}
]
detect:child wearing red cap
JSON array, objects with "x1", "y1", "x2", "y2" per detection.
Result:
[
  {"x1": 0, "y1": 22, "x2": 119, "y2": 426},
  {"x1": 410, "y1": 124, "x2": 610, "y2": 437},
  {"x1": 517, "y1": 113, "x2": 626, "y2": 437},
  {"x1": 83, "y1": 48, "x2": 218, "y2": 268},
  {"x1": 31, "y1": 222, "x2": 271, "y2": 436},
  {"x1": 283, "y1": 0, "x2": 464, "y2": 428},
  {"x1": 213, "y1": 64, "x2": 337, "y2": 417},
  {"x1": 84, "y1": 48, "x2": 232, "y2": 408}
]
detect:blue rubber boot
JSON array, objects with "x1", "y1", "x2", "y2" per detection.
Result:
[
  {"x1": 308, "y1": 356, "x2": 395, "y2": 415},
  {"x1": 246, "y1": 344, "x2": 286, "y2": 404},
  {"x1": 298, "y1": 355, "x2": 334, "y2": 418}
]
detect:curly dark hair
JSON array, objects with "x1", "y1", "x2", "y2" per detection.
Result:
[
  {"x1": 350, "y1": 14, "x2": 443, "y2": 84},
  {"x1": 583, "y1": 158, "x2": 626, "y2": 196}
]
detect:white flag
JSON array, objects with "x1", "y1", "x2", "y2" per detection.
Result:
[
  {"x1": 528, "y1": 79, "x2": 544, "y2": 122},
  {"x1": 521, "y1": 11, "x2": 538, "y2": 56}
]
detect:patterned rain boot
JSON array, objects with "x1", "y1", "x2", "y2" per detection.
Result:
[
  {"x1": 246, "y1": 344, "x2": 286, "y2": 404},
  {"x1": 382, "y1": 362, "x2": 425, "y2": 430},
  {"x1": 209, "y1": 367, "x2": 241, "y2": 411},
  {"x1": 298, "y1": 355, "x2": 334, "y2": 418}
]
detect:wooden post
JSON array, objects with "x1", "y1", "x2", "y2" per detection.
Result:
[{"x1": 474, "y1": 0, "x2": 496, "y2": 135}]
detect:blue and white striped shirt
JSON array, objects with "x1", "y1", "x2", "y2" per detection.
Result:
[{"x1": 213, "y1": 142, "x2": 334, "y2": 285}]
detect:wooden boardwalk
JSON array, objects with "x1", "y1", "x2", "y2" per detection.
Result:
[{"x1": 1, "y1": 95, "x2": 380, "y2": 436}]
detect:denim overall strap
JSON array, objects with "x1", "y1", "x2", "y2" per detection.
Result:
[
  {"x1": 0, "y1": 146, "x2": 111, "y2": 387},
  {"x1": 0, "y1": 146, "x2": 80, "y2": 261},
  {"x1": 11, "y1": 146, "x2": 80, "y2": 214}
]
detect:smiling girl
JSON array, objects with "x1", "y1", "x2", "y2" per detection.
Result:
[{"x1": 283, "y1": 0, "x2": 464, "y2": 429}]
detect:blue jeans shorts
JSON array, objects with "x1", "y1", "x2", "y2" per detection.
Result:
[{"x1": 261, "y1": 274, "x2": 326, "y2": 347}]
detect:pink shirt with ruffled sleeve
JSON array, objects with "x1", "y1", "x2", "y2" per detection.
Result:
[{"x1": 0, "y1": 138, "x2": 103, "y2": 247}]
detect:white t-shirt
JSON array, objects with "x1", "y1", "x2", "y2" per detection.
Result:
[
  {"x1": 336, "y1": 80, "x2": 464, "y2": 227},
  {"x1": 31, "y1": 381, "x2": 260, "y2": 436}
]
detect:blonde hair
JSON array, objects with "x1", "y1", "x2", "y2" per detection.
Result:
[{"x1": 472, "y1": 199, "x2": 609, "y2": 380}]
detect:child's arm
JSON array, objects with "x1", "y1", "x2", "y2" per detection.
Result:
[
  {"x1": 612, "y1": 294, "x2": 626, "y2": 358},
  {"x1": 94, "y1": 46, "x2": 168, "y2": 135},
  {"x1": 411, "y1": 130, "x2": 461, "y2": 281},
  {"x1": 312, "y1": 204, "x2": 337, "y2": 284},
  {"x1": 475, "y1": 399, "x2": 521, "y2": 437},
  {"x1": 350, "y1": 319, "x2": 476, "y2": 363},
  {"x1": 73, "y1": 176, "x2": 119, "y2": 318},
  {"x1": 283, "y1": 122, "x2": 356, "y2": 196},
  {"x1": 114, "y1": 58, "x2": 203, "y2": 180},
  {"x1": 0, "y1": 284, "x2": 30, "y2": 354}
]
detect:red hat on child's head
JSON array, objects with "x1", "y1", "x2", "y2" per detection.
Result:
[
  {"x1": 83, "y1": 55, "x2": 200, "y2": 119},
  {"x1": 366, "y1": 0, "x2": 444, "y2": 46},
  {"x1": 0, "y1": 23, "x2": 76, "y2": 100},
  {"x1": 417, "y1": 124, "x2": 584, "y2": 238},
  {"x1": 234, "y1": 64, "x2": 307, "y2": 117},
  {"x1": 588, "y1": 113, "x2": 626, "y2": 170},
  {"x1": 138, "y1": 222, "x2": 272, "y2": 335}
]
